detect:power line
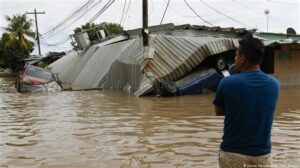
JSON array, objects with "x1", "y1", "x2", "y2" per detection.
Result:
[
  {"x1": 41, "y1": 0, "x2": 94, "y2": 38},
  {"x1": 164, "y1": 0, "x2": 233, "y2": 20},
  {"x1": 232, "y1": 0, "x2": 293, "y2": 25},
  {"x1": 88, "y1": 0, "x2": 115, "y2": 23},
  {"x1": 125, "y1": 0, "x2": 132, "y2": 16},
  {"x1": 122, "y1": 0, "x2": 132, "y2": 26},
  {"x1": 199, "y1": 0, "x2": 254, "y2": 29},
  {"x1": 120, "y1": 0, "x2": 127, "y2": 24},
  {"x1": 165, "y1": 0, "x2": 217, "y2": 18},
  {"x1": 41, "y1": 0, "x2": 100, "y2": 39},
  {"x1": 42, "y1": 0, "x2": 106, "y2": 40},
  {"x1": 232, "y1": 0, "x2": 265, "y2": 14},
  {"x1": 164, "y1": 0, "x2": 196, "y2": 18},
  {"x1": 41, "y1": 1, "x2": 95, "y2": 39},
  {"x1": 42, "y1": 0, "x2": 114, "y2": 41},
  {"x1": 41, "y1": 37, "x2": 71, "y2": 46},
  {"x1": 160, "y1": 0, "x2": 170, "y2": 25},
  {"x1": 184, "y1": 0, "x2": 214, "y2": 26},
  {"x1": 41, "y1": 39, "x2": 70, "y2": 47}
]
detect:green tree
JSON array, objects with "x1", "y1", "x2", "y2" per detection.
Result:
[
  {"x1": 74, "y1": 22, "x2": 123, "y2": 43},
  {"x1": 0, "y1": 14, "x2": 35, "y2": 71}
]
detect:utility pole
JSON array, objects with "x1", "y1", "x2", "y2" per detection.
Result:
[
  {"x1": 26, "y1": 9, "x2": 45, "y2": 56},
  {"x1": 142, "y1": 0, "x2": 148, "y2": 46},
  {"x1": 264, "y1": 9, "x2": 269, "y2": 32}
]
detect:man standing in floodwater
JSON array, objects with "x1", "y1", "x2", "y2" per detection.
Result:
[{"x1": 213, "y1": 38, "x2": 280, "y2": 168}]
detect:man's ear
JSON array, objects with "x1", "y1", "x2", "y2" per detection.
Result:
[{"x1": 240, "y1": 54, "x2": 247, "y2": 64}]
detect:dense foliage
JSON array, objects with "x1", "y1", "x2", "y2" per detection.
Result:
[
  {"x1": 74, "y1": 22, "x2": 123, "y2": 43},
  {"x1": 0, "y1": 14, "x2": 35, "y2": 71}
]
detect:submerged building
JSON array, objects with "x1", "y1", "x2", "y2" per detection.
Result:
[{"x1": 49, "y1": 23, "x2": 295, "y2": 96}]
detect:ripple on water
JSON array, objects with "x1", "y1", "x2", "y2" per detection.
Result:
[{"x1": 0, "y1": 76, "x2": 300, "y2": 167}]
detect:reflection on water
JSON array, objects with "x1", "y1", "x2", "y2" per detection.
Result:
[{"x1": 0, "y1": 76, "x2": 299, "y2": 168}]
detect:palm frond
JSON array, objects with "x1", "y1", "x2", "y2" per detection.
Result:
[
  {"x1": 24, "y1": 30, "x2": 35, "y2": 38},
  {"x1": 3, "y1": 14, "x2": 35, "y2": 51},
  {"x1": 5, "y1": 38, "x2": 17, "y2": 48},
  {"x1": 8, "y1": 32, "x2": 17, "y2": 40},
  {"x1": 5, "y1": 15, "x2": 11, "y2": 21},
  {"x1": 19, "y1": 38, "x2": 28, "y2": 49}
]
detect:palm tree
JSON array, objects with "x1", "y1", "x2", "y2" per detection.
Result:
[
  {"x1": 0, "y1": 14, "x2": 35, "y2": 71},
  {"x1": 4, "y1": 14, "x2": 35, "y2": 51}
]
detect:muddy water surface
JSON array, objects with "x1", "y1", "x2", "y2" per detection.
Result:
[{"x1": 0, "y1": 76, "x2": 299, "y2": 168}]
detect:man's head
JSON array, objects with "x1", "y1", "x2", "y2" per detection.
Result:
[{"x1": 235, "y1": 38, "x2": 265, "y2": 72}]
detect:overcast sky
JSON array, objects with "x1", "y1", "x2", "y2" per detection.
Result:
[{"x1": 0, "y1": 0, "x2": 299, "y2": 55}]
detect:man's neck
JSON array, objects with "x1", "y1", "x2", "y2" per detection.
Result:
[{"x1": 240, "y1": 64, "x2": 260, "y2": 72}]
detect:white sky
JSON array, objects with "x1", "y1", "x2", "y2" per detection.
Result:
[{"x1": 0, "y1": 0, "x2": 299, "y2": 55}]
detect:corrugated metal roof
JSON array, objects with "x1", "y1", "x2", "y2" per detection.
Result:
[
  {"x1": 175, "y1": 24, "x2": 256, "y2": 34},
  {"x1": 49, "y1": 34, "x2": 238, "y2": 96},
  {"x1": 98, "y1": 38, "x2": 143, "y2": 91},
  {"x1": 172, "y1": 29, "x2": 241, "y2": 38},
  {"x1": 133, "y1": 35, "x2": 238, "y2": 95},
  {"x1": 141, "y1": 35, "x2": 238, "y2": 81},
  {"x1": 255, "y1": 32, "x2": 300, "y2": 42},
  {"x1": 125, "y1": 23, "x2": 254, "y2": 39},
  {"x1": 257, "y1": 32, "x2": 300, "y2": 36}
]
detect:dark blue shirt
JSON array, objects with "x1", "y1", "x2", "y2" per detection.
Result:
[{"x1": 213, "y1": 71, "x2": 280, "y2": 156}]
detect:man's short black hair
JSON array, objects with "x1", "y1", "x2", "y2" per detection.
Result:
[{"x1": 238, "y1": 38, "x2": 265, "y2": 65}]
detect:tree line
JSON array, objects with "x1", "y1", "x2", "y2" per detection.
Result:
[{"x1": 0, "y1": 14, "x2": 123, "y2": 72}]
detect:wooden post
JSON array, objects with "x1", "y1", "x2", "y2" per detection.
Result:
[{"x1": 142, "y1": 0, "x2": 148, "y2": 47}]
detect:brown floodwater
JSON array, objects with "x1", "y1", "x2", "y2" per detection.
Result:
[{"x1": 0, "y1": 75, "x2": 299, "y2": 168}]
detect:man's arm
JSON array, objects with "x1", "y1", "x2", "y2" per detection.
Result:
[{"x1": 215, "y1": 106, "x2": 224, "y2": 116}]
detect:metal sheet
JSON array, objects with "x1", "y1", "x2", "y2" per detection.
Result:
[
  {"x1": 50, "y1": 34, "x2": 238, "y2": 96},
  {"x1": 143, "y1": 35, "x2": 238, "y2": 81}
]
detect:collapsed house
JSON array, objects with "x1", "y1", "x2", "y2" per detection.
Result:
[{"x1": 48, "y1": 23, "x2": 256, "y2": 96}]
